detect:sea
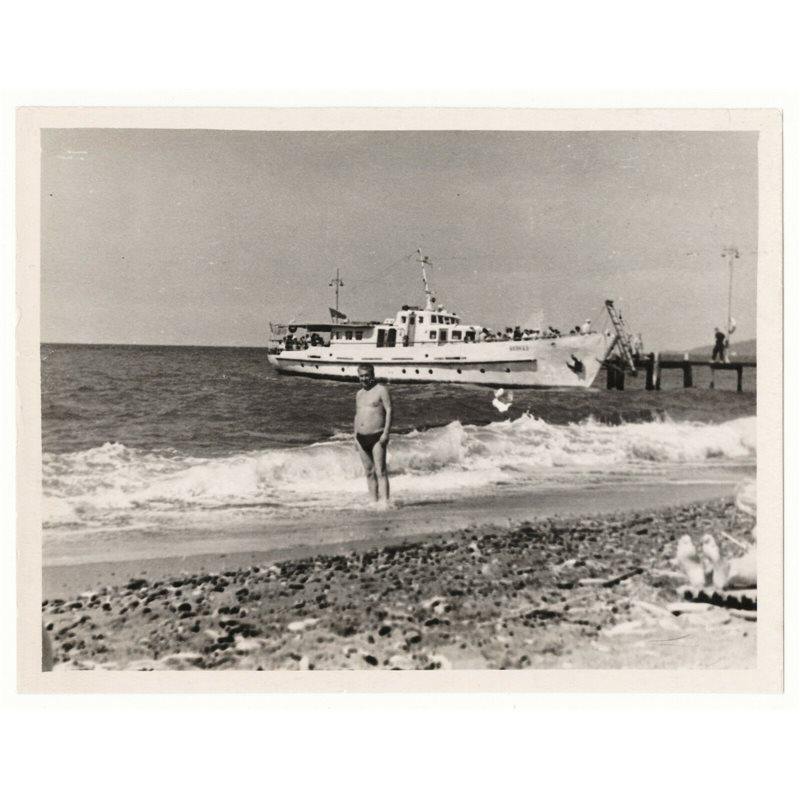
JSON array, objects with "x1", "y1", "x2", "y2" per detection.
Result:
[{"x1": 40, "y1": 344, "x2": 756, "y2": 563}]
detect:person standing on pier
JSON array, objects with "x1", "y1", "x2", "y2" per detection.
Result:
[
  {"x1": 712, "y1": 327, "x2": 726, "y2": 362},
  {"x1": 354, "y1": 364, "x2": 393, "y2": 507}
]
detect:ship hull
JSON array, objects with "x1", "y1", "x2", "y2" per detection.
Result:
[{"x1": 266, "y1": 334, "x2": 607, "y2": 388}]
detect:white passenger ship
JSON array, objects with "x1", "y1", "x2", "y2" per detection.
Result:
[{"x1": 267, "y1": 251, "x2": 608, "y2": 388}]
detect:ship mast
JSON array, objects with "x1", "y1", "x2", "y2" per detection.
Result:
[
  {"x1": 417, "y1": 248, "x2": 435, "y2": 311},
  {"x1": 329, "y1": 268, "x2": 344, "y2": 317}
]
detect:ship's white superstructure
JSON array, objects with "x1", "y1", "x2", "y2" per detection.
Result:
[{"x1": 267, "y1": 251, "x2": 608, "y2": 388}]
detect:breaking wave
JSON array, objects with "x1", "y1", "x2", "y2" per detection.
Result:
[{"x1": 42, "y1": 413, "x2": 756, "y2": 535}]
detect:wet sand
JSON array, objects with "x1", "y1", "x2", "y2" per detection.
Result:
[
  {"x1": 42, "y1": 490, "x2": 757, "y2": 671},
  {"x1": 44, "y1": 477, "x2": 747, "y2": 579}
]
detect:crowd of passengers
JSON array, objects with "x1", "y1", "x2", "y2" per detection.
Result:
[
  {"x1": 281, "y1": 320, "x2": 597, "y2": 350},
  {"x1": 282, "y1": 332, "x2": 325, "y2": 350},
  {"x1": 477, "y1": 320, "x2": 594, "y2": 341}
]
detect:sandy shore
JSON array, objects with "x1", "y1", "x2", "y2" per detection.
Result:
[{"x1": 43, "y1": 493, "x2": 757, "y2": 671}]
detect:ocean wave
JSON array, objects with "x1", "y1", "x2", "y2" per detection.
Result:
[{"x1": 41, "y1": 414, "x2": 756, "y2": 531}]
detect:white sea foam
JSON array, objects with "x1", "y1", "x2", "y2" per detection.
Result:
[{"x1": 42, "y1": 414, "x2": 756, "y2": 534}]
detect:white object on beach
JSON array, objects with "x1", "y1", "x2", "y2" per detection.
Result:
[
  {"x1": 492, "y1": 388, "x2": 514, "y2": 413},
  {"x1": 287, "y1": 617, "x2": 320, "y2": 633},
  {"x1": 675, "y1": 534, "x2": 705, "y2": 588},
  {"x1": 735, "y1": 479, "x2": 757, "y2": 518}
]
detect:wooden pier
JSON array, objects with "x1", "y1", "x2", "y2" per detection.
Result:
[{"x1": 603, "y1": 354, "x2": 756, "y2": 392}]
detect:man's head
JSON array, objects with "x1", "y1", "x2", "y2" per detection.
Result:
[{"x1": 358, "y1": 364, "x2": 376, "y2": 386}]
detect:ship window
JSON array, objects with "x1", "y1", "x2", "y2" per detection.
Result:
[
  {"x1": 452, "y1": 330, "x2": 462, "y2": 340},
  {"x1": 386, "y1": 329, "x2": 397, "y2": 348},
  {"x1": 345, "y1": 331, "x2": 353, "y2": 340},
  {"x1": 438, "y1": 329, "x2": 447, "y2": 343},
  {"x1": 418, "y1": 316, "x2": 424, "y2": 323},
  {"x1": 355, "y1": 331, "x2": 363, "y2": 340},
  {"x1": 400, "y1": 316, "x2": 407, "y2": 323},
  {"x1": 429, "y1": 331, "x2": 437, "y2": 340}
]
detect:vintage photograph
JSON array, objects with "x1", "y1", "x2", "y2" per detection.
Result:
[{"x1": 18, "y1": 109, "x2": 782, "y2": 687}]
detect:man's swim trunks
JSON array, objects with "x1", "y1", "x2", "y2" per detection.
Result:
[{"x1": 356, "y1": 431, "x2": 383, "y2": 453}]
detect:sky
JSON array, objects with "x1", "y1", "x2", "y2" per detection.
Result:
[{"x1": 41, "y1": 129, "x2": 758, "y2": 351}]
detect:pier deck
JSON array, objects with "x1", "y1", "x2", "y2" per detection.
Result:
[{"x1": 603, "y1": 355, "x2": 756, "y2": 391}]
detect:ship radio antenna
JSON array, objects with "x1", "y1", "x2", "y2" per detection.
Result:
[
  {"x1": 721, "y1": 245, "x2": 739, "y2": 340},
  {"x1": 418, "y1": 248, "x2": 435, "y2": 310},
  {"x1": 329, "y1": 268, "x2": 344, "y2": 317}
]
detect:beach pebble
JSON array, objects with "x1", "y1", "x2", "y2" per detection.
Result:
[
  {"x1": 287, "y1": 618, "x2": 319, "y2": 633},
  {"x1": 633, "y1": 600, "x2": 673, "y2": 618},
  {"x1": 404, "y1": 630, "x2": 422, "y2": 646},
  {"x1": 667, "y1": 602, "x2": 716, "y2": 615},
  {"x1": 603, "y1": 620, "x2": 644, "y2": 637},
  {"x1": 685, "y1": 608, "x2": 731, "y2": 627},
  {"x1": 234, "y1": 636, "x2": 263, "y2": 653}
]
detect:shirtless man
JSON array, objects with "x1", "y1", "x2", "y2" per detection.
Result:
[{"x1": 354, "y1": 364, "x2": 392, "y2": 505}]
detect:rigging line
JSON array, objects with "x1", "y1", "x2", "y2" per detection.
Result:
[
  {"x1": 344, "y1": 250, "x2": 417, "y2": 292},
  {"x1": 341, "y1": 251, "x2": 418, "y2": 300}
]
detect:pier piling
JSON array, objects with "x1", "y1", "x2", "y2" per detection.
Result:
[
  {"x1": 644, "y1": 355, "x2": 655, "y2": 391},
  {"x1": 601, "y1": 354, "x2": 754, "y2": 392}
]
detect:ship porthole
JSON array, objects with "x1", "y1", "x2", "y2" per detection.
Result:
[
  {"x1": 402, "y1": 369, "x2": 406, "y2": 374},
  {"x1": 480, "y1": 368, "x2": 485, "y2": 373},
  {"x1": 415, "y1": 369, "x2": 419, "y2": 374},
  {"x1": 315, "y1": 365, "x2": 319, "y2": 369},
  {"x1": 428, "y1": 369, "x2": 433, "y2": 374},
  {"x1": 505, "y1": 368, "x2": 511, "y2": 373},
  {"x1": 341, "y1": 367, "x2": 345, "y2": 372},
  {"x1": 457, "y1": 369, "x2": 462, "y2": 374}
]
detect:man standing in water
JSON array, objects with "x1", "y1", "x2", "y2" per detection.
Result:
[{"x1": 354, "y1": 363, "x2": 392, "y2": 506}]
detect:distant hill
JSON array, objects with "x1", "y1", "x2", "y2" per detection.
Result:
[
  {"x1": 692, "y1": 337, "x2": 756, "y2": 359},
  {"x1": 661, "y1": 338, "x2": 757, "y2": 360}
]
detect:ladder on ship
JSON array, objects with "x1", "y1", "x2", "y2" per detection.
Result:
[{"x1": 603, "y1": 299, "x2": 638, "y2": 375}]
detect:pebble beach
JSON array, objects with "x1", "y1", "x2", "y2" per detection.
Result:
[{"x1": 42, "y1": 497, "x2": 757, "y2": 671}]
